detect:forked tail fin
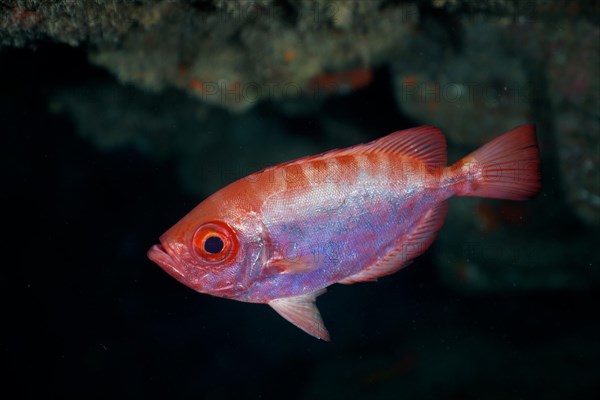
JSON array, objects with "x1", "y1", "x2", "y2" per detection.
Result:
[{"x1": 451, "y1": 124, "x2": 541, "y2": 200}]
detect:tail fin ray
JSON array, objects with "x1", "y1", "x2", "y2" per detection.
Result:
[{"x1": 454, "y1": 124, "x2": 541, "y2": 200}]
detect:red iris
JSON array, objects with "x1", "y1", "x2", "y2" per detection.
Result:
[{"x1": 192, "y1": 221, "x2": 238, "y2": 264}]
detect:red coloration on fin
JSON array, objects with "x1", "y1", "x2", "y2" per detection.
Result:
[
  {"x1": 365, "y1": 126, "x2": 447, "y2": 167},
  {"x1": 270, "y1": 126, "x2": 446, "y2": 171},
  {"x1": 455, "y1": 124, "x2": 541, "y2": 200},
  {"x1": 268, "y1": 289, "x2": 330, "y2": 341},
  {"x1": 264, "y1": 254, "x2": 319, "y2": 274},
  {"x1": 339, "y1": 202, "x2": 448, "y2": 284}
]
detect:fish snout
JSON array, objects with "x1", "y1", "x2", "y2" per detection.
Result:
[{"x1": 148, "y1": 243, "x2": 186, "y2": 281}]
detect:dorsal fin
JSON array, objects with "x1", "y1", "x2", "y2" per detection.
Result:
[
  {"x1": 279, "y1": 126, "x2": 447, "y2": 170},
  {"x1": 268, "y1": 289, "x2": 330, "y2": 341},
  {"x1": 360, "y1": 126, "x2": 447, "y2": 167},
  {"x1": 255, "y1": 126, "x2": 447, "y2": 181}
]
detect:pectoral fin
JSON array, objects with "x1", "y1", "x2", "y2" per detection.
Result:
[
  {"x1": 264, "y1": 253, "x2": 319, "y2": 274},
  {"x1": 268, "y1": 289, "x2": 330, "y2": 341}
]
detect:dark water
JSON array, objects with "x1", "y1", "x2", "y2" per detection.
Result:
[{"x1": 2, "y1": 10, "x2": 600, "y2": 400}]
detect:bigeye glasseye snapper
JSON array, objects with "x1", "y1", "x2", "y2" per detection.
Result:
[{"x1": 148, "y1": 125, "x2": 541, "y2": 340}]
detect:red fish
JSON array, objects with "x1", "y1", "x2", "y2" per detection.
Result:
[{"x1": 148, "y1": 125, "x2": 540, "y2": 340}]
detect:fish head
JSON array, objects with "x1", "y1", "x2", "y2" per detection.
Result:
[{"x1": 148, "y1": 190, "x2": 264, "y2": 300}]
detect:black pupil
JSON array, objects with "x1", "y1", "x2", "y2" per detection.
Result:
[{"x1": 204, "y1": 236, "x2": 224, "y2": 254}]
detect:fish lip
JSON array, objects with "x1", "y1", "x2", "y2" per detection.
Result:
[{"x1": 147, "y1": 243, "x2": 186, "y2": 279}]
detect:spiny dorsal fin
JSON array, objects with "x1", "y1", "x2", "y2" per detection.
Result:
[
  {"x1": 268, "y1": 289, "x2": 330, "y2": 341},
  {"x1": 321, "y1": 125, "x2": 446, "y2": 167},
  {"x1": 264, "y1": 126, "x2": 447, "y2": 172},
  {"x1": 360, "y1": 126, "x2": 447, "y2": 167}
]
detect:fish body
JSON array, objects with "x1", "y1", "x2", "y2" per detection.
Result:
[{"x1": 148, "y1": 125, "x2": 541, "y2": 340}]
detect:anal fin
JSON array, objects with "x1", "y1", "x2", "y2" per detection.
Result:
[
  {"x1": 339, "y1": 202, "x2": 448, "y2": 284},
  {"x1": 268, "y1": 289, "x2": 330, "y2": 341}
]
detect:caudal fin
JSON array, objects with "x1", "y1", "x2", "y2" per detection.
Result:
[{"x1": 453, "y1": 124, "x2": 541, "y2": 200}]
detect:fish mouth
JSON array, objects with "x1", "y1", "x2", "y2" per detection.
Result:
[{"x1": 147, "y1": 243, "x2": 186, "y2": 280}]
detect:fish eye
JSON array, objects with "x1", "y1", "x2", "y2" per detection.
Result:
[{"x1": 192, "y1": 221, "x2": 238, "y2": 264}]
